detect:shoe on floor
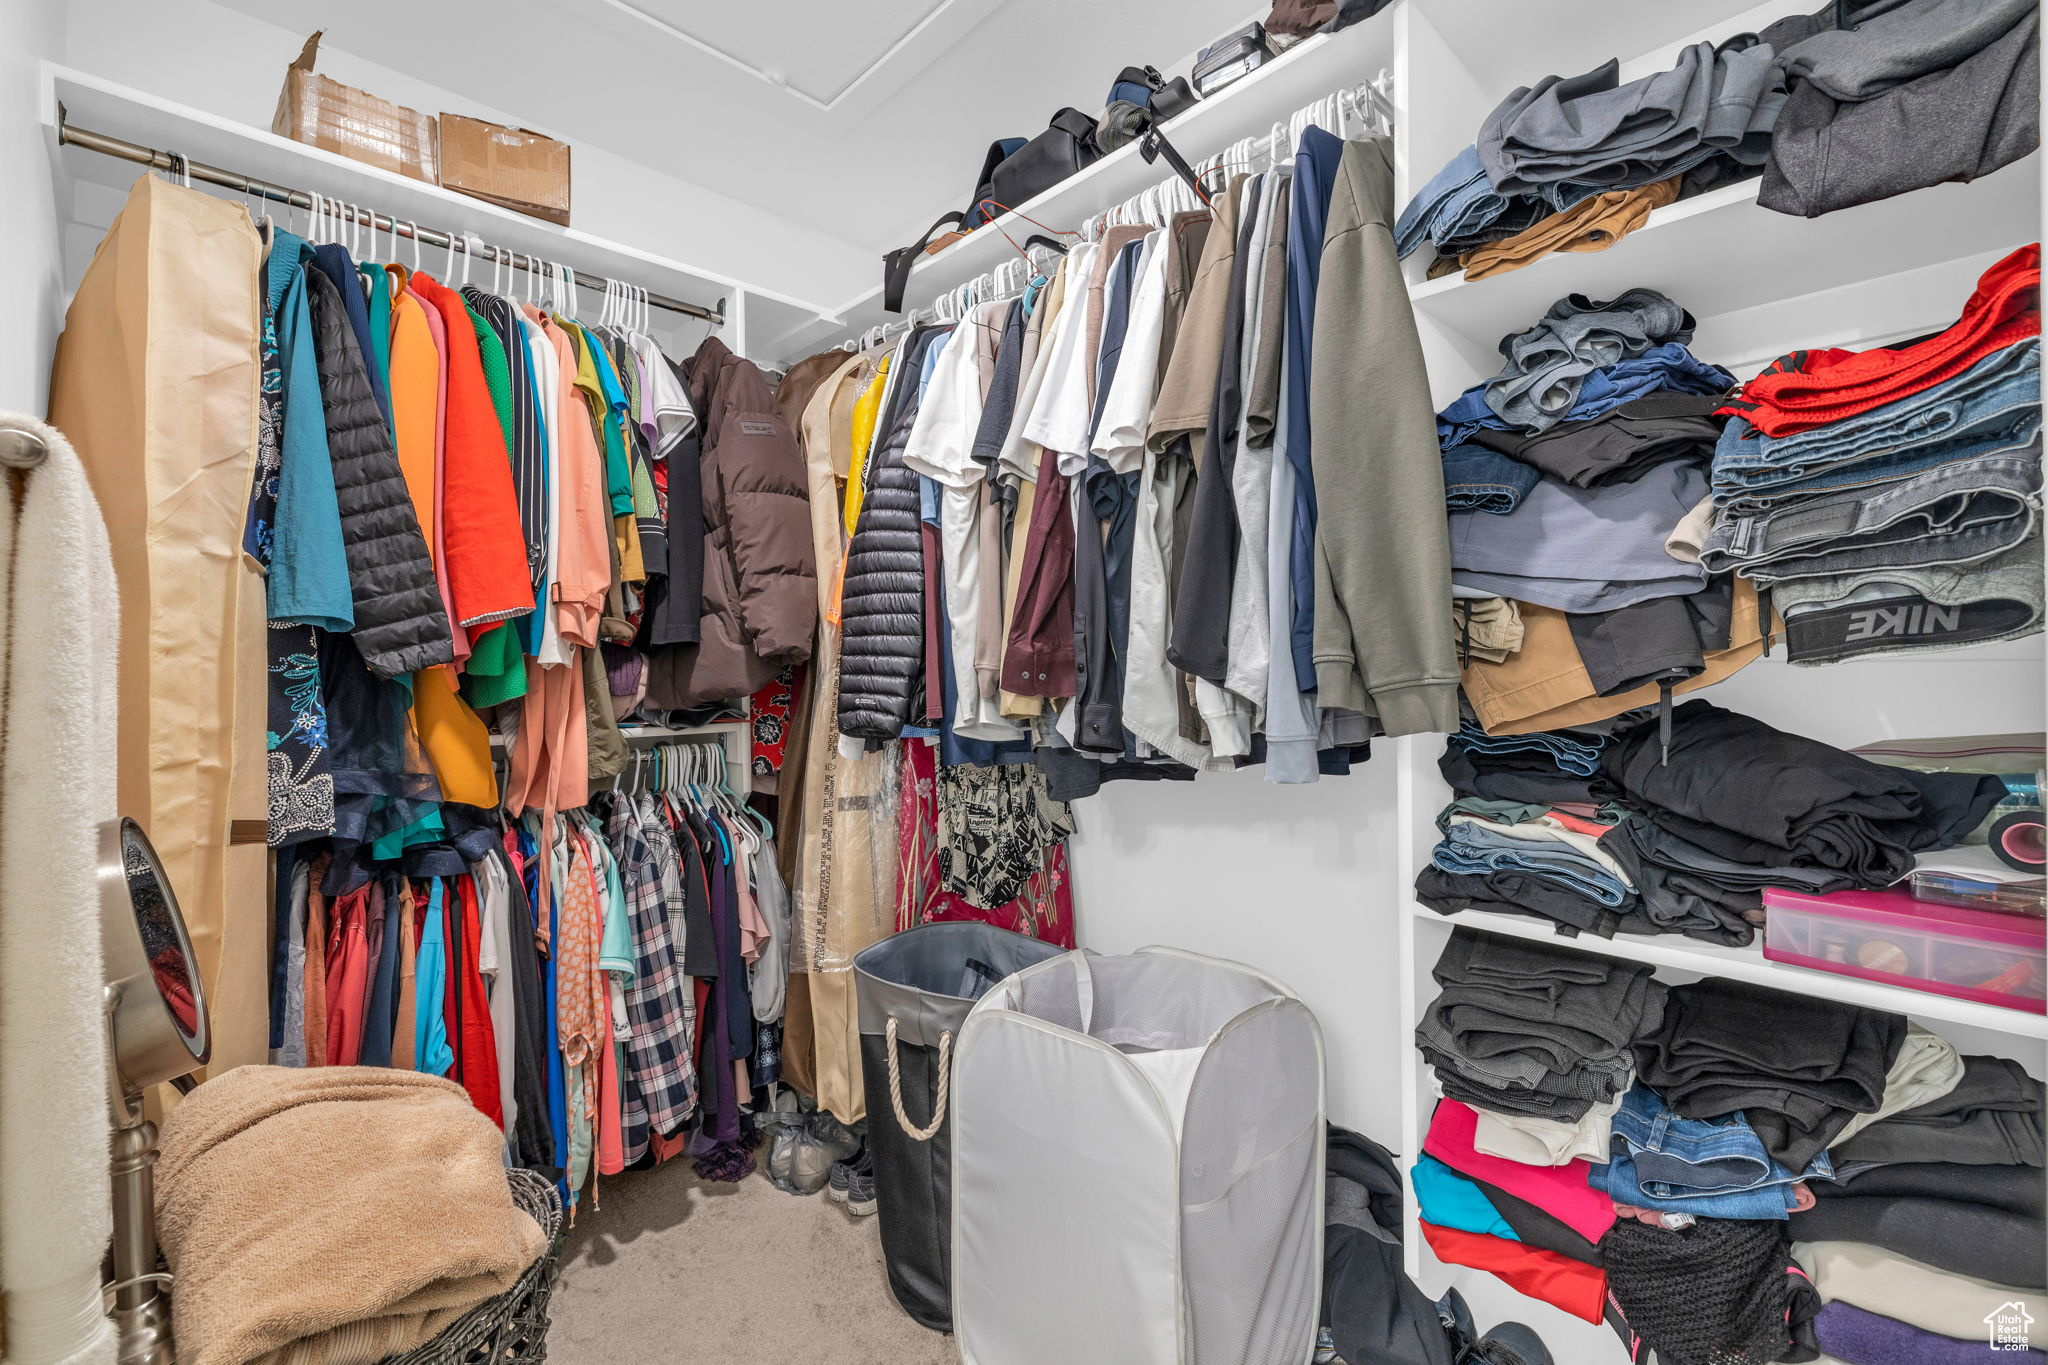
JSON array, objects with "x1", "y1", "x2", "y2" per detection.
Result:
[
  {"x1": 844, "y1": 1149, "x2": 876, "y2": 1217},
  {"x1": 826, "y1": 1156, "x2": 853, "y2": 1204}
]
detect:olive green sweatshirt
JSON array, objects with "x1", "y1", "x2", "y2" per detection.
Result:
[{"x1": 1309, "y1": 137, "x2": 1461, "y2": 736}]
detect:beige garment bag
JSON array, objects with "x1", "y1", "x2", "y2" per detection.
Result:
[{"x1": 49, "y1": 174, "x2": 270, "y2": 1074}]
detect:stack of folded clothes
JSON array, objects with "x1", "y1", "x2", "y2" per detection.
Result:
[
  {"x1": 1395, "y1": 40, "x2": 1784, "y2": 278},
  {"x1": 1397, "y1": 1, "x2": 2038, "y2": 279},
  {"x1": 1413, "y1": 1097, "x2": 1616, "y2": 1326},
  {"x1": 1415, "y1": 927, "x2": 1664, "y2": 1122},
  {"x1": 1427, "y1": 700, "x2": 2006, "y2": 946},
  {"x1": 1433, "y1": 288, "x2": 1770, "y2": 736},
  {"x1": 1634, "y1": 977, "x2": 1907, "y2": 1170},
  {"x1": 1438, "y1": 290, "x2": 1734, "y2": 449},
  {"x1": 1793, "y1": 1046, "x2": 2048, "y2": 1360},
  {"x1": 1705, "y1": 244, "x2": 2043, "y2": 664},
  {"x1": 1599, "y1": 699, "x2": 2009, "y2": 940}
]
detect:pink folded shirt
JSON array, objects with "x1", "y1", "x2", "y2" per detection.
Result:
[{"x1": 1423, "y1": 1100, "x2": 1616, "y2": 1243}]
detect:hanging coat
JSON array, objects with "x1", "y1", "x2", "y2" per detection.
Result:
[{"x1": 645, "y1": 335, "x2": 816, "y2": 709}]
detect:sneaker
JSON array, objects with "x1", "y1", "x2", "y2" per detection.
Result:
[
  {"x1": 826, "y1": 1157, "x2": 853, "y2": 1204},
  {"x1": 844, "y1": 1149, "x2": 876, "y2": 1216}
]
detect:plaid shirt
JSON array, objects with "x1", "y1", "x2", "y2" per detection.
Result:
[{"x1": 606, "y1": 796, "x2": 698, "y2": 1155}]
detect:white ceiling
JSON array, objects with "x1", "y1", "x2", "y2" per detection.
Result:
[{"x1": 210, "y1": 0, "x2": 1257, "y2": 273}]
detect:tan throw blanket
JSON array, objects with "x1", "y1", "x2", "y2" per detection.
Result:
[{"x1": 156, "y1": 1067, "x2": 547, "y2": 1365}]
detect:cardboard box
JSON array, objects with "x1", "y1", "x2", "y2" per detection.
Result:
[
  {"x1": 438, "y1": 114, "x2": 572, "y2": 226},
  {"x1": 272, "y1": 32, "x2": 437, "y2": 183}
]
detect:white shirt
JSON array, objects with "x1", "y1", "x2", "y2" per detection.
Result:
[
  {"x1": 1023, "y1": 243, "x2": 1103, "y2": 476},
  {"x1": 999, "y1": 246, "x2": 1093, "y2": 485},
  {"x1": 1091, "y1": 229, "x2": 1170, "y2": 475},
  {"x1": 903, "y1": 308, "x2": 1021, "y2": 741}
]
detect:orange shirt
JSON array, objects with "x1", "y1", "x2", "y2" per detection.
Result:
[{"x1": 534, "y1": 313, "x2": 610, "y2": 650}]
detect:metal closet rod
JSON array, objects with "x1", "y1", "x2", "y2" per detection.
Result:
[{"x1": 56, "y1": 108, "x2": 727, "y2": 327}]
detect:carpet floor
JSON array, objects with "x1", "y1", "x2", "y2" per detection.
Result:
[{"x1": 549, "y1": 1160, "x2": 958, "y2": 1364}]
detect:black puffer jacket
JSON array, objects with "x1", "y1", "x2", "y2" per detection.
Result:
[
  {"x1": 306, "y1": 268, "x2": 451, "y2": 677},
  {"x1": 837, "y1": 326, "x2": 943, "y2": 740}
]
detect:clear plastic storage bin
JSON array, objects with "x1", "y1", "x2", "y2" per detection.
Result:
[{"x1": 1763, "y1": 885, "x2": 2046, "y2": 1015}]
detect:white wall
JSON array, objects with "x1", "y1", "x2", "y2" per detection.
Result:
[
  {"x1": 1067, "y1": 759, "x2": 1410, "y2": 1144},
  {"x1": 0, "y1": 0, "x2": 65, "y2": 413},
  {"x1": 56, "y1": 0, "x2": 868, "y2": 310}
]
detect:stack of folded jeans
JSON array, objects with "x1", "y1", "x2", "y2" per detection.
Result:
[
  {"x1": 1416, "y1": 928, "x2": 1665, "y2": 1122},
  {"x1": 1433, "y1": 812, "x2": 1636, "y2": 909},
  {"x1": 1759, "y1": 0, "x2": 2039, "y2": 219},
  {"x1": 1634, "y1": 977, "x2": 1908, "y2": 1170},
  {"x1": 1589, "y1": 1083, "x2": 1831, "y2": 1221},
  {"x1": 1427, "y1": 737, "x2": 1651, "y2": 936},
  {"x1": 1705, "y1": 246, "x2": 2043, "y2": 663}
]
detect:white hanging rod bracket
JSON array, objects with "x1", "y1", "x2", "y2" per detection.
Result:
[{"x1": 54, "y1": 103, "x2": 727, "y2": 329}]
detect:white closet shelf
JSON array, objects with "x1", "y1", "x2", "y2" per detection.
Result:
[
  {"x1": 758, "y1": 20, "x2": 1397, "y2": 365},
  {"x1": 1411, "y1": 902, "x2": 2048, "y2": 1039},
  {"x1": 38, "y1": 63, "x2": 843, "y2": 349},
  {"x1": 1408, "y1": 155, "x2": 2041, "y2": 349}
]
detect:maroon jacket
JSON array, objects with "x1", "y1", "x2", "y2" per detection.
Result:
[{"x1": 646, "y1": 336, "x2": 815, "y2": 708}]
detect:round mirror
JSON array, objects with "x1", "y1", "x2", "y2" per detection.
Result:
[{"x1": 100, "y1": 818, "x2": 209, "y2": 1093}]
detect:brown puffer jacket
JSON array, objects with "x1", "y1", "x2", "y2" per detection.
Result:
[{"x1": 646, "y1": 336, "x2": 816, "y2": 708}]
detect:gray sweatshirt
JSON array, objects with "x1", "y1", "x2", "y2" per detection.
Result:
[{"x1": 1309, "y1": 137, "x2": 1460, "y2": 736}]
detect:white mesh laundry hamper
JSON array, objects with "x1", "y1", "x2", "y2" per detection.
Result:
[{"x1": 949, "y1": 947, "x2": 1325, "y2": 1365}]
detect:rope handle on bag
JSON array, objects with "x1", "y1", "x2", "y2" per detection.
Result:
[{"x1": 885, "y1": 1016, "x2": 951, "y2": 1142}]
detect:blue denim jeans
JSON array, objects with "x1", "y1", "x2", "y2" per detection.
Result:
[
  {"x1": 1596, "y1": 1084, "x2": 1833, "y2": 1219},
  {"x1": 1590, "y1": 1149, "x2": 1804, "y2": 1219},
  {"x1": 1433, "y1": 822, "x2": 1631, "y2": 906},
  {"x1": 1701, "y1": 447, "x2": 2042, "y2": 582},
  {"x1": 1712, "y1": 338, "x2": 2041, "y2": 501},
  {"x1": 1395, "y1": 145, "x2": 1511, "y2": 259},
  {"x1": 1443, "y1": 443, "x2": 1541, "y2": 514}
]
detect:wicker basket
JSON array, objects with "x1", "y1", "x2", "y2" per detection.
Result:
[{"x1": 381, "y1": 1168, "x2": 564, "y2": 1365}]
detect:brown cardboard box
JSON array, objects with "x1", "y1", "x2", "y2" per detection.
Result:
[
  {"x1": 439, "y1": 115, "x2": 572, "y2": 226},
  {"x1": 271, "y1": 32, "x2": 437, "y2": 183}
]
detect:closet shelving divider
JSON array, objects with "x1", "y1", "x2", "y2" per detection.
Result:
[
  {"x1": 1391, "y1": 1, "x2": 2047, "y2": 1359},
  {"x1": 38, "y1": 62, "x2": 844, "y2": 362}
]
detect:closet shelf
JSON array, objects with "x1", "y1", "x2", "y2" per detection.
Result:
[
  {"x1": 1410, "y1": 903, "x2": 2048, "y2": 1040},
  {"x1": 1407, "y1": 155, "x2": 2041, "y2": 349},
  {"x1": 38, "y1": 63, "x2": 842, "y2": 350},
  {"x1": 758, "y1": 19, "x2": 1397, "y2": 365},
  {"x1": 486, "y1": 721, "x2": 745, "y2": 750}
]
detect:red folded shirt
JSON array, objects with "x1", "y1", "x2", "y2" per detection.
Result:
[
  {"x1": 1420, "y1": 1221, "x2": 1610, "y2": 1324},
  {"x1": 1719, "y1": 243, "x2": 2040, "y2": 437}
]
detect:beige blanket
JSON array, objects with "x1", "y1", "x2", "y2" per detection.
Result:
[{"x1": 156, "y1": 1067, "x2": 547, "y2": 1365}]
